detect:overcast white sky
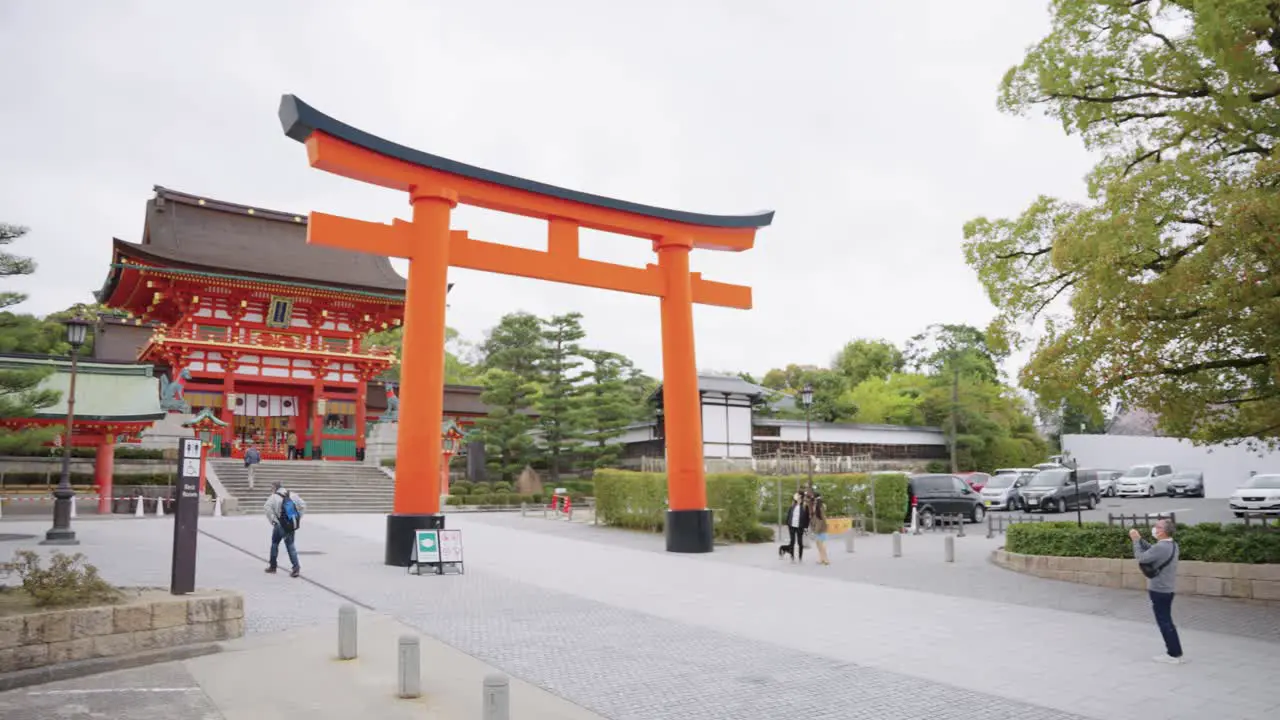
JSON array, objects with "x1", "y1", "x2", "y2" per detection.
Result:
[{"x1": 0, "y1": 1, "x2": 1093, "y2": 381}]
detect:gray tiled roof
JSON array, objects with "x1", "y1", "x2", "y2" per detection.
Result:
[
  {"x1": 651, "y1": 374, "x2": 771, "y2": 404},
  {"x1": 116, "y1": 186, "x2": 408, "y2": 294}
]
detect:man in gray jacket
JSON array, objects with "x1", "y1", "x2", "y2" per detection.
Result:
[
  {"x1": 1130, "y1": 519, "x2": 1183, "y2": 664},
  {"x1": 264, "y1": 481, "x2": 306, "y2": 578}
]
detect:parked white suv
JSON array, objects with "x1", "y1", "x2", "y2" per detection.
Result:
[{"x1": 1115, "y1": 463, "x2": 1174, "y2": 497}]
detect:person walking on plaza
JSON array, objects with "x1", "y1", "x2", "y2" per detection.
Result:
[
  {"x1": 287, "y1": 430, "x2": 298, "y2": 460},
  {"x1": 785, "y1": 491, "x2": 810, "y2": 563},
  {"x1": 810, "y1": 493, "x2": 830, "y2": 566},
  {"x1": 244, "y1": 442, "x2": 261, "y2": 489},
  {"x1": 1130, "y1": 519, "x2": 1183, "y2": 664},
  {"x1": 264, "y1": 480, "x2": 305, "y2": 578}
]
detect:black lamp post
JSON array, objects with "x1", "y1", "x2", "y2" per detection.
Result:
[
  {"x1": 1070, "y1": 456, "x2": 1083, "y2": 529},
  {"x1": 800, "y1": 383, "x2": 814, "y2": 487},
  {"x1": 42, "y1": 316, "x2": 91, "y2": 546}
]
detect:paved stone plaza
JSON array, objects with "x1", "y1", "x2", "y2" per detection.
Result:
[{"x1": 1, "y1": 513, "x2": 1277, "y2": 719}]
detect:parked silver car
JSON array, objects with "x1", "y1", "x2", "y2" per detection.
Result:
[
  {"x1": 1094, "y1": 469, "x2": 1124, "y2": 497},
  {"x1": 981, "y1": 468, "x2": 1038, "y2": 511}
]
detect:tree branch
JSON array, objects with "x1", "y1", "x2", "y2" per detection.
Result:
[
  {"x1": 1158, "y1": 355, "x2": 1270, "y2": 378},
  {"x1": 994, "y1": 246, "x2": 1053, "y2": 261}
]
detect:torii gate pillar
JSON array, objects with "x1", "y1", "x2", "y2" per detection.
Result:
[{"x1": 278, "y1": 95, "x2": 772, "y2": 563}]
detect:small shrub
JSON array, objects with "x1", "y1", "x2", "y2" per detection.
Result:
[
  {"x1": 925, "y1": 460, "x2": 950, "y2": 473},
  {"x1": 450, "y1": 486, "x2": 470, "y2": 497},
  {"x1": 743, "y1": 525, "x2": 775, "y2": 543},
  {"x1": 451, "y1": 481, "x2": 474, "y2": 495},
  {"x1": 445, "y1": 496, "x2": 465, "y2": 506},
  {"x1": 380, "y1": 458, "x2": 396, "y2": 468},
  {"x1": 491, "y1": 481, "x2": 513, "y2": 493},
  {"x1": 12, "y1": 551, "x2": 121, "y2": 607}
]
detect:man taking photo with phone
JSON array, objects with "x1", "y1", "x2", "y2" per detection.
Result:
[{"x1": 1130, "y1": 519, "x2": 1183, "y2": 664}]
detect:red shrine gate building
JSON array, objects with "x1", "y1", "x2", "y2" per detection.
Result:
[{"x1": 94, "y1": 186, "x2": 474, "y2": 461}]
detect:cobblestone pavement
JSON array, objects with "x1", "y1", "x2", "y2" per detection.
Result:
[
  {"x1": 0, "y1": 517, "x2": 347, "y2": 635},
  {"x1": 476, "y1": 511, "x2": 1280, "y2": 644},
  {"x1": 0, "y1": 660, "x2": 220, "y2": 720},
  {"x1": 4, "y1": 515, "x2": 1276, "y2": 719}
]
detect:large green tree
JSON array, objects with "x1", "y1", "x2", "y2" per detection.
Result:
[
  {"x1": 479, "y1": 312, "x2": 545, "y2": 382},
  {"x1": 474, "y1": 368, "x2": 538, "y2": 482},
  {"x1": 364, "y1": 326, "x2": 477, "y2": 384},
  {"x1": 579, "y1": 349, "x2": 645, "y2": 468},
  {"x1": 535, "y1": 313, "x2": 587, "y2": 482},
  {"x1": 832, "y1": 339, "x2": 905, "y2": 387},
  {"x1": 0, "y1": 224, "x2": 60, "y2": 452},
  {"x1": 964, "y1": 0, "x2": 1280, "y2": 445},
  {"x1": 760, "y1": 364, "x2": 856, "y2": 422}
]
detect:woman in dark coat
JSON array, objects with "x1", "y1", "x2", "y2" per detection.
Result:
[{"x1": 785, "y1": 491, "x2": 810, "y2": 562}]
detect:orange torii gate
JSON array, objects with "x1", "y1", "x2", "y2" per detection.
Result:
[{"x1": 278, "y1": 95, "x2": 772, "y2": 564}]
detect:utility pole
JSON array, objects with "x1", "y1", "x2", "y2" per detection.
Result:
[{"x1": 949, "y1": 365, "x2": 959, "y2": 473}]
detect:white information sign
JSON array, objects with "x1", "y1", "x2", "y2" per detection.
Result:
[
  {"x1": 413, "y1": 530, "x2": 440, "y2": 564},
  {"x1": 438, "y1": 529, "x2": 463, "y2": 564},
  {"x1": 182, "y1": 439, "x2": 201, "y2": 458},
  {"x1": 181, "y1": 458, "x2": 201, "y2": 478}
]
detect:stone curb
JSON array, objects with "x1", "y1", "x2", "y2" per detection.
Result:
[{"x1": 0, "y1": 641, "x2": 222, "y2": 693}]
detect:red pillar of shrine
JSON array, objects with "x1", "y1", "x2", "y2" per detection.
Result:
[
  {"x1": 312, "y1": 383, "x2": 324, "y2": 459},
  {"x1": 220, "y1": 376, "x2": 235, "y2": 456},
  {"x1": 355, "y1": 381, "x2": 367, "y2": 460},
  {"x1": 95, "y1": 438, "x2": 114, "y2": 514}
]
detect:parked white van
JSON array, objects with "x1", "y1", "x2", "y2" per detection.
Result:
[{"x1": 1115, "y1": 463, "x2": 1175, "y2": 497}]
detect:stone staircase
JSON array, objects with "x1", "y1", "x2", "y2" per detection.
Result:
[{"x1": 209, "y1": 459, "x2": 394, "y2": 514}]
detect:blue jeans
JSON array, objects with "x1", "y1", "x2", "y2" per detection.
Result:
[
  {"x1": 1148, "y1": 590, "x2": 1183, "y2": 657},
  {"x1": 270, "y1": 525, "x2": 299, "y2": 571}
]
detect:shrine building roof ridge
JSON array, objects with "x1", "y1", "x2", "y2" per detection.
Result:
[
  {"x1": 97, "y1": 185, "x2": 413, "y2": 300},
  {"x1": 278, "y1": 94, "x2": 775, "y2": 231}
]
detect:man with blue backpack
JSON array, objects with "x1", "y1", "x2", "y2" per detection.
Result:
[{"x1": 264, "y1": 480, "x2": 306, "y2": 578}]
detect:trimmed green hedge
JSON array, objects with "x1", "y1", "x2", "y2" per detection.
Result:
[
  {"x1": 757, "y1": 473, "x2": 908, "y2": 533},
  {"x1": 2, "y1": 447, "x2": 164, "y2": 460},
  {"x1": 445, "y1": 493, "x2": 543, "y2": 507},
  {"x1": 594, "y1": 469, "x2": 790, "y2": 543},
  {"x1": 594, "y1": 470, "x2": 667, "y2": 532},
  {"x1": 0, "y1": 472, "x2": 175, "y2": 487},
  {"x1": 1007, "y1": 522, "x2": 1280, "y2": 564}
]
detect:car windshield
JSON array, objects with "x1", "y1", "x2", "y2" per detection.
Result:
[
  {"x1": 1244, "y1": 475, "x2": 1280, "y2": 489},
  {"x1": 1029, "y1": 469, "x2": 1069, "y2": 487},
  {"x1": 1122, "y1": 466, "x2": 1153, "y2": 478},
  {"x1": 1173, "y1": 472, "x2": 1201, "y2": 480},
  {"x1": 985, "y1": 475, "x2": 1015, "y2": 489}
]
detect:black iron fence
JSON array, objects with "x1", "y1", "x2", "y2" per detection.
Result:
[
  {"x1": 1240, "y1": 513, "x2": 1280, "y2": 531},
  {"x1": 1107, "y1": 512, "x2": 1177, "y2": 529},
  {"x1": 986, "y1": 513, "x2": 1044, "y2": 538}
]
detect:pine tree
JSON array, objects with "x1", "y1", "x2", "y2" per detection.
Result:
[
  {"x1": 579, "y1": 350, "x2": 644, "y2": 469},
  {"x1": 479, "y1": 312, "x2": 545, "y2": 383},
  {"x1": 475, "y1": 369, "x2": 538, "y2": 482},
  {"x1": 535, "y1": 313, "x2": 587, "y2": 482},
  {"x1": 0, "y1": 224, "x2": 59, "y2": 452}
]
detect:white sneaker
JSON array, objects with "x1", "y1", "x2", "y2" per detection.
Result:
[{"x1": 1153, "y1": 654, "x2": 1183, "y2": 665}]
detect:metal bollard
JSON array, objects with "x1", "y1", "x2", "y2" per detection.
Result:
[
  {"x1": 844, "y1": 531, "x2": 854, "y2": 553},
  {"x1": 986, "y1": 514, "x2": 994, "y2": 539},
  {"x1": 338, "y1": 604, "x2": 357, "y2": 660},
  {"x1": 521, "y1": 502, "x2": 526, "y2": 518},
  {"x1": 567, "y1": 504, "x2": 574, "y2": 522},
  {"x1": 945, "y1": 534, "x2": 955, "y2": 563},
  {"x1": 892, "y1": 531, "x2": 902, "y2": 557},
  {"x1": 958, "y1": 518, "x2": 966, "y2": 538},
  {"x1": 482, "y1": 674, "x2": 511, "y2": 720},
  {"x1": 397, "y1": 635, "x2": 420, "y2": 698},
  {"x1": 543, "y1": 504, "x2": 548, "y2": 520}
]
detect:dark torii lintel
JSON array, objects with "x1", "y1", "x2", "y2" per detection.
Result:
[{"x1": 278, "y1": 95, "x2": 774, "y2": 230}]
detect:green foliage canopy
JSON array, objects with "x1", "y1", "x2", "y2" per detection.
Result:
[{"x1": 964, "y1": 0, "x2": 1280, "y2": 445}]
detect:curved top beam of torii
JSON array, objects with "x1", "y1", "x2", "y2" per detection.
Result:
[{"x1": 278, "y1": 94, "x2": 774, "y2": 233}]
